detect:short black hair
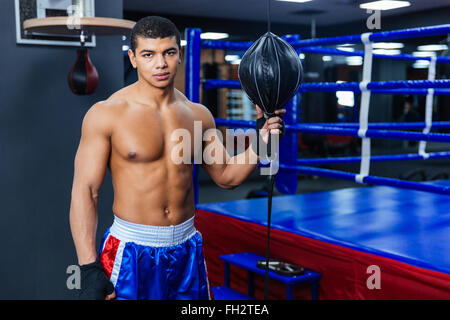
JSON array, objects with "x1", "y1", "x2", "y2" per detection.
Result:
[{"x1": 130, "y1": 16, "x2": 181, "y2": 53}]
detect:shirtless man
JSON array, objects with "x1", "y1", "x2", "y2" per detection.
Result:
[{"x1": 69, "y1": 16, "x2": 285, "y2": 300}]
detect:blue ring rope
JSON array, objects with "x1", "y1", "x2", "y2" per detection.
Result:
[
  {"x1": 214, "y1": 118, "x2": 450, "y2": 142},
  {"x1": 297, "y1": 152, "x2": 450, "y2": 165},
  {"x1": 281, "y1": 165, "x2": 450, "y2": 195},
  {"x1": 300, "y1": 47, "x2": 450, "y2": 63},
  {"x1": 201, "y1": 24, "x2": 450, "y2": 50},
  {"x1": 203, "y1": 79, "x2": 450, "y2": 92}
]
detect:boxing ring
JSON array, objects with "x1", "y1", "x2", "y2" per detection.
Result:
[{"x1": 185, "y1": 25, "x2": 450, "y2": 299}]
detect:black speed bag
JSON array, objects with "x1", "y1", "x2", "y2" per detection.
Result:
[{"x1": 238, "y1": 32, "x2": 303, "y2": 117}]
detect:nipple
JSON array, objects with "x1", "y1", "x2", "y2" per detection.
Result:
[{"x1": 128, "y1": 151, "x2": 136, "y2": 158}]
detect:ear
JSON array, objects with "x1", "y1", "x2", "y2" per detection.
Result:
[{"x1": 128, "y1": 49, "x2": 137, "y2": 68}]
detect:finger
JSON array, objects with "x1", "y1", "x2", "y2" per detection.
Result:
[
  {"x1": 275, "y1": 109, "x2": 286, "y2": 115},
  {"x1": 269, "y1": 123, "x2": 282, "y2": 130},
  {"x1": 255, "y1": 105, "x2": 263, "y2": 117},
  {"x1": 268, "y1": 117, "x2": 283, "y2": 125},
  {"x1": 105, "y1": 290, "x2": 116, "y2": 300}
]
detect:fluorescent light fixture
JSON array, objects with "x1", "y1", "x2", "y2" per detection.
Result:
[
  {"x1": 337, "y1": 46, "x2": 355, "y2": 52},
  {"x1": 231, "y1": 59, "x2": 241, "y2": 65},
  {"x1": 336, "y1": 91, "x2": 355, "y2": 107},
  {"x1": 412, "y1": 51, "x2": 436, "y2": 57},
  {"x1": 200, "y1": 32, "x2": 229, "y2": 40},
  {"x1": 276, "y1": 0, "x2": 313, "y2": 3},
  {"x1": 417, "y1": 44, "x2": 448, "y2": 51},
  {"x1": 225, "y1": 55, "x2": 240, "y2": 62},
  {"x1": 299, "y1": 53, "x2": 305, "y2": 59},
  {"x1": 346, "y1": 56, "x2": 363, "y2": 65},
  {"x1": 360, "y1": 1, "x2": 411, "y2": 10},
  {"x1": 372, "y1": 42, "x2": 404, "y2": 49},
  {"x1": 413, "y1": 61, "x2": 430, "y2": 69},
  {"x1": 373, "y1": 49, "x2": 401, "y2": 55},
  {"x1": 180, "y1": 40, "x2": 187, "y2": 47},
  {"x1": 122, "y1": 45, "x2": 129, "y2": 51},
  {"x1": 322, "y1": 55, "x2": 332, "y2": 62}
]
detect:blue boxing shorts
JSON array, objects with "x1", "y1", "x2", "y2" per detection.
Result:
[{"x1": 98, "y1": 215, "x2": 211, "y2": 300}]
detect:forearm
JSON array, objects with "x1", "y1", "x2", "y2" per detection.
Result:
[
  {"x1": 220, "y1": 144, "x2": 260, "y2": 188},
  {"x1": 69, "y1": 185, "x2": 99, "y2": 265}
]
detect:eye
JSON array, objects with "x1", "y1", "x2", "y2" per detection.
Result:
[
  {"x1": 143, "y1": 53, "x2": 153, "y2": 58},
  {"x1": 166, "y1": 51, "x2": 176, "y2": 56}
]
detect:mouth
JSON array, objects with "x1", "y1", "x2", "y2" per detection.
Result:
[{"x1": 154, "y1": 72, "x2": 170, "y2": 81}]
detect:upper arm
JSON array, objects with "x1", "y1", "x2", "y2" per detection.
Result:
[
  {"x1": 196, "y1": 104, "x2": 230, "y2": 187},
  {"x1": 72, "y1": 103, "x2": 112, "y2": 193}
]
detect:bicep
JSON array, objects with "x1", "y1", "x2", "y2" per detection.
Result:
[{"x1": 199, "y1": 108, "x2": 230, "y2": 185}]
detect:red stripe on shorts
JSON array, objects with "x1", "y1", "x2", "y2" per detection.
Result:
[{"x1": 99, "y1": 235, "x2": 121, "y2": 279}]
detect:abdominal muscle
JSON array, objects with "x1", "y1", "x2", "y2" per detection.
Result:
[{"x1": 110, "y1": 150, "x2": 196, "y2": 227}]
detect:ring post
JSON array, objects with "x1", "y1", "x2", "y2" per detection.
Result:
[
  {"x1": 185, "y1": 28, "x2": 202, "y2": 205},
  {"x1": 276, "y1": 34, "x2": 301, "y2": 194}
]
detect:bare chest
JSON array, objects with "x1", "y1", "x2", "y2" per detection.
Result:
[{"x1": 111, "y1": 107, "x2": 198, "y2": 163}]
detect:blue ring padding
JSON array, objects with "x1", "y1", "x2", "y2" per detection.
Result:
[
  {"x1": 310, "y1": 122, "x2": 450, "y2": 129},
  {"x1": 196, "y1": 199, "x2": 450, "y2": 274},
  {"x1": 201, "y1": 24, "x2": 450, "y2": 50},
  {"x1": 214, "y1": 118, "x2": 450, "y2": 142},
  {"x1": 301, "y1": 47, "x2": 450, "y2": 63},
  {"x1": 297, "y1": 152, "x2": 450, "y2": 165},
  {"x1": 282, "y1": 165, "x2": 450, "y2": 195},
  {"x1": 203, "y1": 79, "x2": 450, "y2": 93}
]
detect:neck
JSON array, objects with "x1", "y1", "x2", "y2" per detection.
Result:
[{"x1": 134, "y1": 78, "x2": 176, "y2": 108}]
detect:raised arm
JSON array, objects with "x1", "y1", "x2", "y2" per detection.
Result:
[{"x1": 69, "y1": 103, "x2": 112, "y2": 266}]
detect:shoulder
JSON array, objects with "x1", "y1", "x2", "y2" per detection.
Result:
[
  {"x1": 175, "y1": 89, "x2": 216, "y2": 129},
  {"x1": 82, "y1": 98, "x2": 127, "y2": 136}
]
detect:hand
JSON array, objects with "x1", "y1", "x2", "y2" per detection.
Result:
[
  {"x1": 79, "y1": 260, "x2": 116, "y2": 300},
  {"x1": 255, "y1": 105, "x2": 286, "y2": 144}
]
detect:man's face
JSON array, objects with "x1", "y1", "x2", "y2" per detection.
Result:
[{"x1": 129, "y1": 36, "x2": 181, "y2": 89}]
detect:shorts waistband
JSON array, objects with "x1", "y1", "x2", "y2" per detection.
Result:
[{"x1": 109, "y1": 215, "x2": 197, "y2": 247}]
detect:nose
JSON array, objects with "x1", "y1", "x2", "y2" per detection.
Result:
[{"x1": 155, "y1": 53, "x2": 167, "y2": 69}]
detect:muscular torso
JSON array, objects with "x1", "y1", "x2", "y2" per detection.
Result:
[{"x1": 105, "y1": 87, "x2": 204, "y2": 226}]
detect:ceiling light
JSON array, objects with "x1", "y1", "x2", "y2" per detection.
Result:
[
  {"x1": 412, "y1": 51, "x2": 436, "y2": 57},
  {"x1": 322, "y1": 56, "x2": 332, "y2": 62},
  {"x1": 231, "y1": 59, "x2": 241, "y2": 65},
  {"x1": 360, "y1": 1, "x2": 411, "y2": 11},
  {"x1": 122, "y1": 45, "x2": 129, "y2": 51},
  {"x1": 225, "y1": 55, "x2": 240, "y2": 62},
  {"x1": 417, "y1": 44, "x2": 448, "y2": 51},
  {"x1": 337, "y1": 47, "x2": 355, "y2": 52},
  {"x1": 413, "y1": 61, "x2": 430, "y2": 69},
  {"x1": 200, "y1": 32, "x2": 229, "y2": 40},
  {"x1": 372, "y1": 42, "x2": 404, "y2": 49},
  {"x1": 300, "y1": 53, "x2": 305, "y2": 59},
  {"x1": 276, "y1": 0, "x2": 313, "y2": 3},
  {"x1": 180, "y1": 40, "x2": 187, "y2": 47},
  {"x1": 346, "y1": 56, "x2": 363, "y2": 66},
  {"x1": 373, "y1": 49, "x2": 401, "y2": 55}
]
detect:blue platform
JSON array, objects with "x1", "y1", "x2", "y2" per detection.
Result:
[{"x1": 197, "y1": 180, "x2": 450, "y2": 275}]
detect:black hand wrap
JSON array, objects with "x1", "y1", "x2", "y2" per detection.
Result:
[
  {"x1": 253, "y1": 115, "x2": 285, "y2": 156},
  {"x1": 79, "y1": 259, "x2": 115, "y2": 300}
]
